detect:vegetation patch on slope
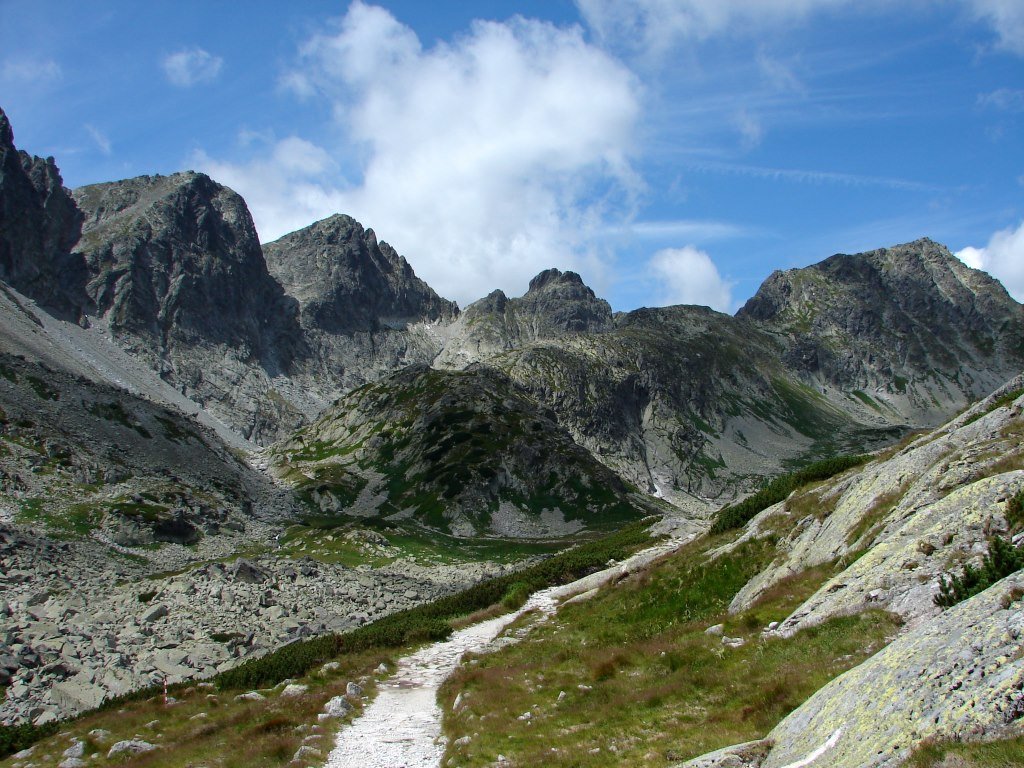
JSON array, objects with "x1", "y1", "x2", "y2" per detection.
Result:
[
  {"x1": 439, "y1": 534, "x2": 901, "y2": 767},
  {"x1": 710, "y1": 454, "x2": 869, "y2": 533}
]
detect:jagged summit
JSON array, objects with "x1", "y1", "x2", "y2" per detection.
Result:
[
  {"x1": 0, "y1": 106, "x2": 86, "y2": 319},
  {"x1": 262, "y1": 212, "x2": 457, "y2": 334}
]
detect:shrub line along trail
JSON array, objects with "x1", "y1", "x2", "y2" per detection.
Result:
[{"x1": 325, "y1": 537, "x2": 685, "y2": 768}]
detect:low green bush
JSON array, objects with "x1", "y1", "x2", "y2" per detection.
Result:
[
  {"x1": 934, "y1": 535, "x2": 1024, "y2": 608},
  {"x1": 710, "y1": 454, "x2": 869, "y2": 534}
]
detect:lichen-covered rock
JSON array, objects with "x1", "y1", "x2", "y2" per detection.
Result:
[
  {"x1": 727, "y1": 379, "x2": 1024, "y2": 632},
  {"x1": 761, "y1": 574, "x2": 1024, "y2": 768}
]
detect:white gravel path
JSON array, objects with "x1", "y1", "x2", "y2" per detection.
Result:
[{"x1": 325, "y1": 535, "x2": 687, "y2": 768}]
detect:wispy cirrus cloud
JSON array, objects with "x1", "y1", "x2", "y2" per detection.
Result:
[
  {"x1": 977, "y1": 88, "x2": 1024, "y2": 112},
  {"x1": 162, "y1": 47, "x2": 223, "y2": 87},
  {"x1": 687, "y1": 159, "x2": 945, "y2": 192},
  {"x1": 577, "y1": 1, "x2": 1024, "y2": 57},
  {"x1": 0, "y1": 57, "x2": 61, "y2": 84},
  {"x1": 84, "y1": 124, "x2": 112, "y2": 156}
]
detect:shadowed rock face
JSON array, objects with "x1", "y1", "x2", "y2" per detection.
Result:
[
  {"x1": 0, "y1": 107, "x2": 86, "y2": 319},
  {"x1": 263, "y1": 213, "x2": 457, "y2": 334},
  {"x1": 73, "y1": 171, "x2": 304, "y2": 373}
]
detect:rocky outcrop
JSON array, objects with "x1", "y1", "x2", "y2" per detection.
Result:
[
  {"x1": 0, "y1": 107, "x2": 86, "y2": 319},
  {"x1": 739, "y1": 238, "x2": 1024, "y2": 424},
  {"x1": 269, "y1": 364, "x2": 648, "y2": 538},
  {"x1": 263, "y1": 213, "x2": 456, "y2": 334},
  {"x1": 436, "y1": 268, "x2": 611, "y2": 367}
]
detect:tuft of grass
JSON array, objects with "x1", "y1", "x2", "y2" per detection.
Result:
[
  {"x1": 906, "y1": 734, "x2": 1024, "y2": 767},
  {"x1": 845, "y1": 480, "x2": 912, "y2": 547}
]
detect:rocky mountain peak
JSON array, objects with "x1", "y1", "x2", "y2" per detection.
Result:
[
  {"x1": 527, "y1": 267, "x2": 585, "y2": 293},
  {"x1": 738, "y1": 238, "x2": 1023, "y2": 413},
  {"x1": 0, "y1": 106, "x2": 86, "y2": 319},
  {"x1": 263, "y1": 213, "x2": 457, "y2": 334},
  {"x1": 0, "y1": 107, "x2": 13, "y2": 146}
]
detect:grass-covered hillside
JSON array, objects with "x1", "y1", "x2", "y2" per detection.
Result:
[{"x1": 269, "y1": 364, "x2": 649, "y2": 538}]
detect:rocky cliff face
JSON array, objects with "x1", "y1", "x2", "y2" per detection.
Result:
[
  {"x1": 71, "y1": 172, "x2": 307, "y2": 442},
  {"x1": 0, "y1": 107, "x2": 86, "y2": 319},
  {"x1": 739, "y1": 238, "x2": 1024, "y2": 423}
]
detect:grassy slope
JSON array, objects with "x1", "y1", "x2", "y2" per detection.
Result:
[{"x1": 438, "y1": 533, "x2": 902, "y2": 767}]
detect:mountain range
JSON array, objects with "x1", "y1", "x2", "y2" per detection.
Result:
[{"x1": 1, "y1": 101, "x2": 1023, "y2": 740}]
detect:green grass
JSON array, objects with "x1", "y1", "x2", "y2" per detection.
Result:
[
  {"x1": 906, "y1": 734, "x2": 1024, "y2": 767},
  {"x1": 439, "y1": 535, "x2": 901, "y2": 767},
  {"x1": 963, "y1": 387, "x2": 1024, "y2": 426},
  {"x1": 0, "y1": 648, "x2": 389, "y2": 768},
  {"x1": 852, "y1": 389, "x2": 881, "y2": 411},
  {"x1": 711, "y1": 454, "x2": 869, "y2": 534}
]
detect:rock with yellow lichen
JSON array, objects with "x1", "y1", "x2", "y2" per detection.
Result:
[{"x1": 761, "y1": 572, "x2": 1023, "y2": 768}]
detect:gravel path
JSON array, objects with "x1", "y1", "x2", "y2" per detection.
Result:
[{"x1": 325, "y1": 536, "x2": 686, "y2": 768}]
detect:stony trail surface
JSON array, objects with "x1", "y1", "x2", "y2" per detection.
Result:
[{"x1": 325, "y1": 536, "x2": 686, "y2": 768}]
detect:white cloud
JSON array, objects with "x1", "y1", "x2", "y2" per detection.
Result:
[
  {"x1": 162, "y1": 47, "x2": 223, "y2": 87},
  {"x1": 204, "y1": 2, "x2": 640, "y2": 306},
  {"x1": 977, "y1": 88, "x2": 1024, "y2": 111},
  {"x1": 84, "y1": 124, "x2": 112, "y2": 156},
  {"x1": 194, "y1": 136, "x2": 346, "y2": 242},
  {"x1": 964, "y1": 0, "x2": 1024, "y2": 55},
  {"x1": 647, "y1": 245, "x2": 733, "y2": 311},
  {"x1": 955, "y1": 220, "x2": 1024, "y2": 302},
  {"x1": 1, "y1": 57, "x2": 61, "y2": 83}
]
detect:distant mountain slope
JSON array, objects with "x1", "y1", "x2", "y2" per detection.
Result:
[
  {"x1": 268, "y1": 364, "x2": 649, "y2": 538},
  {"x1": 739, "y1": 238, "x2": 1024, "y2": 422}
]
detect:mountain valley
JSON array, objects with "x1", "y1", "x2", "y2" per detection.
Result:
[{"x1": 0, "y1": 101, "x2": 1022, "y2": 767}]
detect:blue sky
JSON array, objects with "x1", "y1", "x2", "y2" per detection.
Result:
[{"x1": 2, "y1": 1, "x2": 1022, "y2": 310}]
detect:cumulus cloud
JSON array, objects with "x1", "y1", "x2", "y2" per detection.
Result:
[
  {"x1": 647, "y1": 245, "x2": 733, "y2": 311},
  {"x1": 162, "y1": 47, "x2": 223, "y2": 87},
  {"x1": 0, "y1": 57, "x2": 61, "y2": 83},
  {"x1": 194, "y1": 136, "x2": 346, "y2": 241},
  {"x1": 955, "y1": 220, "x2": 1024, "y2": 302},
  {"x1": 203, "y1": 1, "x2": 639, "y2": 306}
]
